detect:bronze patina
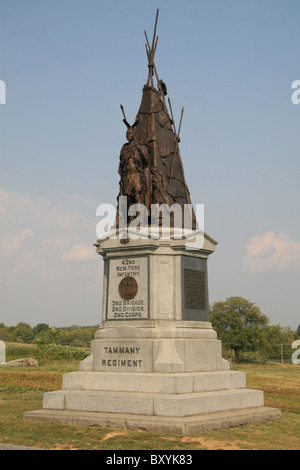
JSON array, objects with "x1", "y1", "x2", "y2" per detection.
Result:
[
  {"x1": 116, "y1": 10, "x2": 196, "y2": 230},
  {"x1": 118, "y1": 276, "x2": 138, "y2": 301}
]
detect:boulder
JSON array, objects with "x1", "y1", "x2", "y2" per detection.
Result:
[{"x1": 2, "y1": 358, "x2": 39, "y2": 367}]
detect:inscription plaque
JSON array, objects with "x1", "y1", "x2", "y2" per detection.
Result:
[
  {"x1": 107, "y1": 256, "x2": 148, "y2": 320},
  {"x1": 184, "y1": 269, "x2": 206, "y2": 310},
  {"x1": 94, "y1": 339, "x2": 153, "y2": 372}
]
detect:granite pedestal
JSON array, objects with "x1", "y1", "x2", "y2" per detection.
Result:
[{"x1": 24, "y1": 229, "x2": 281, "y2": 434}]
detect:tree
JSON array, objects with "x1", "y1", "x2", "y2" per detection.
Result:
[
  {"x1": 260, "y1": 324, "x2": 287, "y2": 359},
  {"x1": 12, "y1": 322, "x2": 34, "y2": 344},
  {"x1": 0, "y1": 325, "x2": 12, "y2": 342},
  {"x1": 33, "y1": 323, "x2": 50, "y2": 336},
  {"x1": 209, "y1": 297, "x2": 269, "y2": 361},
  {"x1": 35, "y1": 326, "x2": 61, "y2": 345}
]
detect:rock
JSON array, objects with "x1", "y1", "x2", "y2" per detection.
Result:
[{"x1": 3, "y1": 358, "x2": 39, "y2": 367}]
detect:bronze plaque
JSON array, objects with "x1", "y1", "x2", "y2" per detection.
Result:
[
  {"x1": 184, "y1": 269, "x2": 206, "y2": 310},
  {"x1": 118, "y1": 276, "x2": 138, "y2": 300}
]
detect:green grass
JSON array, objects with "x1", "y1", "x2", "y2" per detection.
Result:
[{"x1": 0, "y1": 362, "x2": 299, "y2": 450}]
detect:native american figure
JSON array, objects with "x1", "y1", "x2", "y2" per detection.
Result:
[
  {"x1": 116, "y1": 11, "x2": 196, "y2": 229},
  {"x1": 118, "y1": 125, "x2": 151, "y2": 219}
]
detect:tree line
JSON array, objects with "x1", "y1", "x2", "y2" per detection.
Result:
[
  {"x1": 0, "y1": 322, "x2": 99, "y2": 348},
  {"x1": 0, "y1": 296, "x2": 299, "y2": 362}
]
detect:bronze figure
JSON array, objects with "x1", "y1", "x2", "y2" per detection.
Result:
[
  {"x1": 116, "y1": 10, "x2": 196, "y2": 230},
  {"x1": 118, "y1": 126, "x2": 151, "y2": 219}
]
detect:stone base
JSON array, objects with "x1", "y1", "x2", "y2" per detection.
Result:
[
  {"x1": 23, "y1": 366, "x2": 282, "y2": 434},
  {"x1": 22, "y1": 231, "x2": 282, "y2": 434},
  {"x1": 40, "y1": 373, "x2": 264, "y2": 417},
  {"x1": 23, "y1": 407, "x2": 282, "y2": 435},
  {"x1": 23, "y1": 321, "x2": 282, "y2": 434}
]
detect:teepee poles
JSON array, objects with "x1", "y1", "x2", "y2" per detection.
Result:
[
  {"x1": 145, "y1": 9, "x2": 160, "y2": 87},
  {"x1": 169, "y1": 101, "x2": 185, "y2": 179}
]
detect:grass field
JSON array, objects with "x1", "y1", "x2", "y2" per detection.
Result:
[{"x1": 0, "y1": 362, "x2": 299, "y2": 450}]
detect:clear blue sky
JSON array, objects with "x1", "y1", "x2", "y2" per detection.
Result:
[{"x1": 0, "y1": 0, "x2": 299, "y2": 328}]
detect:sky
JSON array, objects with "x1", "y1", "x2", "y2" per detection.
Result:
[{"x1": 0, "y1": 0, "x2": 299, "y2": 328}]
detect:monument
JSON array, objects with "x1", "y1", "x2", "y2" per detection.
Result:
[{"x1": 24, "y1": 11, "x2": 281, "y2": 434}]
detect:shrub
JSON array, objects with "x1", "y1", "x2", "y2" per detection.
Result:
[{"x1": 5, "y1": 342, "x2": 89, "y2": 364}]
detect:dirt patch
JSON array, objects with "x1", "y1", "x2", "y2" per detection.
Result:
[
  {"x1": 184, "y1": 436, "x2": 246, "y2": 450},
  {"x1": 50, "y1": 445, "x2": 81, "y2": 450},
  {"x1": 163, "y1": 436, "x2": 245, "y2": 450},
  {"x1": 102, "y1": 431, "x2": 128, "y2": 441}
]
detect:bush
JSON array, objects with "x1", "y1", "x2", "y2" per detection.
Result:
[
  {"x1": 5, "y1": 342, "x2": 89, "y2": 364},
  {"x1": 35, "y1": 344, "x2": 89, "y2": 363},
  {"x1": 6, "y1": 343, "x2": 37, "y2": 362}
]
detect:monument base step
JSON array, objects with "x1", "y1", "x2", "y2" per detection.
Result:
[
  {"x1": 42, "y1": 388, "x2": 265, "y2": 417},
  {"x1": 23, "y1": 407, "x2": 282, "y2": 435},
  {"x1": 62, "y1": 370, "x2": 246, "y2": 394}
]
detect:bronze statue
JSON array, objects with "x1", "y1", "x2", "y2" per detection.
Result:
[
  {"x1": 116, "y1": 10, "x2": 196, "y2": 230},
  {"x1": 118, "y1": 126, "x2": 151, "y2": 219}
]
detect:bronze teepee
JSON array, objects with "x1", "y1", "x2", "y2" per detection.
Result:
[{"x1": 116, "y1": 10, "x2": 196, "y2": 230}]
